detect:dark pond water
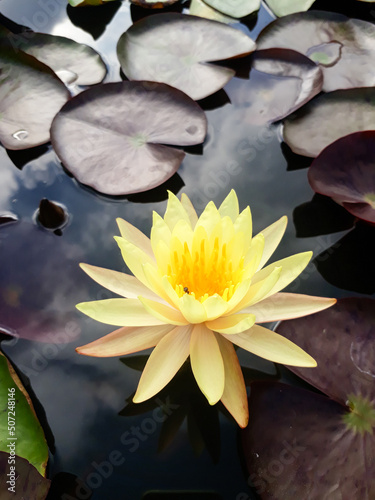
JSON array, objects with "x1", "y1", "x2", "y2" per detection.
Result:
[{"x1": 0, "y1": 1, "x2": 374, "y2": 499}]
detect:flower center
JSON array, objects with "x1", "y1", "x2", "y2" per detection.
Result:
[{"x1": 167, "y1": 235, "x2": 245, "y2": 303}]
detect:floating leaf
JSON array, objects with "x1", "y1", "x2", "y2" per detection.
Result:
[
  {"x1": 265, "y1": 0, "x2": 316, "y2": 17},
  {"x1": 51, "y1": 81, "x2": 207, "y2": 195},
  {"x1": 69, "y1": 0, "x2": 118, "y2": 6},
  {"x1": 0, "y1": 352, "x2": 49, "y2": 476},
  {"x1": 0, "y1": 451, "x2": 50, "y2": 500},
  {"x1": 0, "y1": 47, "x2": 70, "y2": 150},
  {"x1": 37, "y1": 199, "x2": 69, "y2": 231},
  {"x1": 257, "y1": 11, "x2": 375, "y2": 92},
  {"x1": 117, "y1": 13, "x2": 255, "y2": 100},
  {"x1": 189, "y1": 0, "x2": 235, "y2": 23},
  {"x1": 276, "y1": 298, "x2": 375, "y2": 404},
  {"x1": 308, "y1": 131, "x2": 375, "y2": 223},
  {"x1": 283, "y1": 88, "x2": 375, "y2": 157},
  {"x1": 3, "y1": 30, "x2": 107, "y2": 85},
  {"x1": 243, "y1": 381, "x2": 375, "y2": 500},
  {"x1": 225, "y1": 48, "x2": 322, "y2": 124},
  {"x1": 202, "y1": 0, "x2": 260, "y2": 18},
  {"x1": 130, "y1": 0, "x2": 180, "y2": 7}
]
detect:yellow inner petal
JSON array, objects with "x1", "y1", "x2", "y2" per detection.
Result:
[{"x1": 163, "y1": 219, "x2": 249, "y2": 304}]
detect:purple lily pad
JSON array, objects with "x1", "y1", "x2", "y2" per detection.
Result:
[
  {"x1": 275, "y1": 298, "x2": 375, "y2": 405},
  {"x1": 242, "y1": 381, "x2": 375, "y2": 500},
  {"x1": 0, "y1": 221, "x2": 86, "y2": 343},
  {"x1": 283, "y1": 88, "x2": 375, "y2": 157},
  {"x1": 225, "y1": 48, "x2": 323, "y2": 124},
  {"x1": 308, "y1": 131, "x2": 375, "y2": 223},
  {"x1": 0, "y1": 47, "x2": 70, "y2": 150},
  {"x1": 117, "y1": 13, "x2": 256, "y2": 100},
  {"x1": 50, "y1": 81, "x2": 207, "y2": 195},
  {"x1": 0, "y1": 452, "x2": 50, "y2": 500},
  {"x1": 256, "y1": 11, "x2": 375, "y2": 92},
  {"x1": 3, "y1": 30, "x2": 107, "y2": 86}
]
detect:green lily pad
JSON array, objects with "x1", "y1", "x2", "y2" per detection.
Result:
[
  {"x1": 0, "y1": 451, "x2": 50, "y2": 500},
  {"x1": 202, "y1": 0, "x2": 260, "y2": 18},
  {"x1": 243, "y1": 381, "x2": 375, "y2": 500},
  {"x1": 117, "y1": 13, "x2": 255, "y2": 100},
  {"x1": 308, "y1": 131, "x2": 375, "y2": 223},
  {"x1": 51, "y1": 81, "x2": 207, "y2": 195},
  {"x1": 2, "y1": 29, "x2": 107, "y2": 85},
  {"x1": 275, "y1": 298, "x2": 375, "y2": 405},
  {"x1": 0, "y1": 352, "x2": 49, "y2": 476},
  {"x1": 283, "y1": 88, "x2": 375, "y2": 157},
  {"x1": 265, "y1": 0, "x2": 316, "y2": 17},
  {"x1": 257, "y1": 11, "x2": 375, "y2": 92},
  {"x1": 0, "y1": 47, "x2": 70, "y2": 150}
]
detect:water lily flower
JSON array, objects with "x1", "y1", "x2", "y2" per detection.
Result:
[{"x1": 76, "y1": 190, "x2": 336, "y2": 427}]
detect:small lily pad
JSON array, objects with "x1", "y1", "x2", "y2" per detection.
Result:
[
  {"x1": 283, "y1": 88, "x2": 375, "y2": 157},
  {"x1": 202, "y1": 0, "x2": 260, "y2": 18},
  {"x1": 189, "y1": 0, "x2": 236, "y2": 23},
  {"x1": 117, "y1": 13, "x2": 256, "y2": 100},
  {"x1": 275, "y1": 298, "x2": 375, "y2": 404},
  {"x1": 0, "y1": 352, "x2": 49, "y2": 476},
  {"x1": 51, "y1": 81, "x2": 207, "y2": 195},
  {"x1": 308, "y1": 131, "x2": 375, "y2": 223},
  {"x1": 257, "y1": 11, "x2": 375, "y2": 92},
  {"x1": 265, "y1": 0, "x2": 316, "y2": 17},
  {"x1": 225, "y1": 48, "x2": 323, "y2": 124},
  {"x1": 0, "y1": 452, "x2": 50, "y2": 500},
  {"x1": 3, "y1": 30, "x2": 107, "y2": 85},
  {"x1": 243, "y1": 381, "x2": 375, "y2": 500},
  {"x1": 0, "y1": 47, "x2": 70, "y2": 150}
]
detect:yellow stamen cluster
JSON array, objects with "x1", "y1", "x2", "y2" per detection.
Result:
[{"x1": 167, "y1": 234, "x2": 245, "y2": 303}]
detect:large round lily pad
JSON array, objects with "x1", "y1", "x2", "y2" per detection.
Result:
[
  {"x1": 283, "y1": 88, "x2": 375, "y2": 157},
  {"x1": 51, "y1": 81, "x2": 207, "y2": 195},
  {"x1": 257, "y1": 11, "x2": 375, "y2": 92},
  {"x1": 242, "y1": 381, "x2": 375, "y2": 500},
  {"x1": 0, "y1": 47, "x2": 70, "y2": 150},
  {"x1": 308, "y1": 131, "x2": 375, "y2": 223},
  {"x1": 275, "y1": 298, "x2": 375, "y2": 404},
  {"x1": 225, "y1": 48, "x2": 323, "y2": 124},
  {"x1": 265, "y1": 0, "x2": 316, "y2": 17},
  {"x1": 202, "y1": 0, "x2": 260, "y2": 18},
  {"x1": 4, "y1": 31, "x2": 107, "y2": 85},
  {"x1": 0, "y1": 352, "x2": 49, "y2": 476},
  {"x1": 117, "y1": 13, "x2": 256, "y2": 100}
]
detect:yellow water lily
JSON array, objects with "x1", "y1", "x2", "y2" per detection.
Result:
[{"x1": 76, "y1": 190, "x2": 335, "y2": 427}]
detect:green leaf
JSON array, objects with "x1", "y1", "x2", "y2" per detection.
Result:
[
  {"x1": 265, "y1": 0, "x2": 315, "y2": 17},
  {"x1": 0, "y1": 352, "x2": 48, "y2": 476}
]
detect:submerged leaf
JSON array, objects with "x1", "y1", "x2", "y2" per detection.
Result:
[
  {"x1": 257, "y1": 11, "x2": 375, "y2": 92},
  {"x1": 0, "y1": 352, "x2": 49, "y2": 476},
  {"x1": 283, "y1": 88, "x2": 375, "y2": 157},
  {"x1": 243, "y1": 381, "x2": 375, "y2": 500},
  {"x1": 117, "y1": 13, "x2": 255, "y2": 100},
  {"x1": 308, "y1": 131, "x2": 375, "y2": 223},
  {"x1": 0, "y1": 47, "x2": 70, "y2": 150},
  {"x1": 51, "y1": 81, "x2": 207, "y2": 195}
]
